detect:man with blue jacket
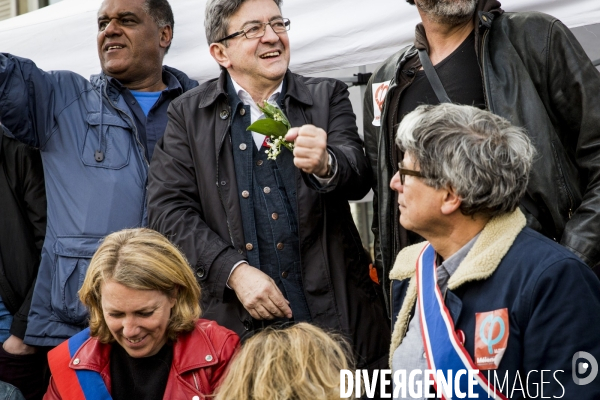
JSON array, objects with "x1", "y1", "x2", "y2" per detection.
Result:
[{"x1": 0, "y1": 0, "x2": 197, "y2": 347}]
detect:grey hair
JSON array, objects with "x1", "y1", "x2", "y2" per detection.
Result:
[
  {"x1": 396, "y1": 103, "x2": 535, "y2": 217},
  {"x1": 204, "y1": 0, "x2": 283, "y2": 45}
]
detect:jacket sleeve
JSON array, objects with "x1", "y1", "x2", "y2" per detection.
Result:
[
  {"x1": 211, "y1": 331, "x2": 241, "y2": 391},
  {"x1": 521, "y1": 257, "x2": 600, "y2": 398},
  {"x1": 147, "y1": 103, "x2": 245, "y2": 301},
  {"x1": 42, "y1": 377, "x2": 61, "y2": 400},
  {"x1": 363, "y1": 74, "x2": 384, "y2": 284},
  {"x1": 9, "y1": 142, "x2": 46, "y2": 339},
  {"x1": 544, "y1": 22, "x2": 600, "y2": 267},
  {"x1": 0, "y1": 53, "x2": 58, "y2": 148},
  {"x1": 302, "y1": 79, "x2": 372, "y2": 200}
]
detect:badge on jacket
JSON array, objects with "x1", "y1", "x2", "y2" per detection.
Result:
[
  {"x1": 475, "y1": 308, "x2": 509, "y2": 370},
  {"x1": 371, "y1": 81, "x2": 390, "y2": 126}
]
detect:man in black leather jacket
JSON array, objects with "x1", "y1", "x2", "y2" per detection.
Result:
[{"x1": 364, "y1": 0, "x2": 600, "y2": 312}]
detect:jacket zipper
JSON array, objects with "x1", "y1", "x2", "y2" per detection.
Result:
[
  {"x1": 550, "y1": 141, "x2": 575, "y2": 219},
  {"x1": 215, "y1": 104, "x2": 238, "y2": 248},
  {"x1": 192, "y1": 371, "x2": 199, "y2": 390},
  {"x1": 479, "y1": 29, "x2": 491, "y2": 111}
]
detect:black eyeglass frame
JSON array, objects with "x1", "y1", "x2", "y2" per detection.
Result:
[
  {"x1": 398, "y1": 162, "x2": 423, "y2": 185},
  {"x1": 216, "y1": 18, "x2": 291, "y2": 43}
]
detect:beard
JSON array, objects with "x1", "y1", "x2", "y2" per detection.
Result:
[{"x1": 415, "y1": 0, "x2": 478, "y2": 26}]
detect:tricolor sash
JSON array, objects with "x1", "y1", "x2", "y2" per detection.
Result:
[
  {"x1": 416, "y1": 244, "x2": 508, "y2": 399},
  {"x1": 47, "y1": 328, "x2": 112, "y2": 400}
]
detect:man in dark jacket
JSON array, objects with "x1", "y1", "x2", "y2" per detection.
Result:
[
  {"x1": 364, "y1": 0, "x2": 600, "y2": 312},
  {"x1": 0, "y1": 0, "x2": 198, "y2": 348},
  {"x1": 0, "y1": 125, "x2": 47, "y2": 400},
  {"x1": 388, "y1": 103, "x2": 600, "y2": 399},
  {"x1": 148, "y1": 0, "x2": 390, "y2": 370}
]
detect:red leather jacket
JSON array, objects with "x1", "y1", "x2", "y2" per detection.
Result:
[{"x1": 44, "y1": 319, "x2": 240, "y2": 400}]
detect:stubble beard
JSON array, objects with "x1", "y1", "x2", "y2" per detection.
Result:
[{"x1": 415, "y1": 0, "x2": 478, "y2": 26}]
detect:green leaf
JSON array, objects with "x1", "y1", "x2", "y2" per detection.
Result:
[{"x1": 247, "y1": 119, "x2": 289, "y2": 136}]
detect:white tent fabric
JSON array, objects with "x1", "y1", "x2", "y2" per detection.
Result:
[{"x1": 0, "y1": 0, "x2": 599, "y2": 82}]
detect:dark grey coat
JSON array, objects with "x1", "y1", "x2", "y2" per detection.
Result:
[{"x1": 148, "y1": 70, "x2": 390, "y2": 369}]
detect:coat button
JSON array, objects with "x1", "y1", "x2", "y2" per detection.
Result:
[
  {"x1": 242, "y1": 190, "x2": 250, "y2": 198},
  {"x1": 196, "y1": 268, "x2": 205, "y2": 278},
  {"x1": 193, "y1": 396, "x2": 200, "y2": 400},
  {"x1": 239, "y1": 143, "x2": 247, "y2": 151},
  {"x1": 277, "y1": 243, "x2": 284, "y2": 250},
  {"x1": 73, "y1": 358, "x2": 80, "y2": 365},
  {"x1": 423, "y1": 352, "x2": 426, "y2": 358},
  {"x1": 240, "y1": 108, "x2": 246, "y2": 116},
  {"x1": 205, "y1": 355, "x2": 213, "y2": 362},
  {"x1": 243, "y1": 320, "x2": 252, "y2": 331},
  {"x1": 256, "y1": 160, "x2": 263, "y2": 166},
  {"x1": 246, "y1": 243, "x2": 254, "y2": 251},
  {"x1": 220, "y1": 181, "x2": 227, "y2": 186},
  {"x1": 272, "y1": 213, "x2": 279, "y2": 220},
  {"x1": 281, "y1": 271, "x2": 288, "y2": 279},
  {"x1": 220, "y1": 110, "x2": 229, "y2": 119},
  {"x1": 263, "y1": 187, "x2": 271, "y2": 194}
]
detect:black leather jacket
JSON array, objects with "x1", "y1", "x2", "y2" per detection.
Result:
[{"x1": 364, "y1": 2, "x2": 600, "y2": 312}]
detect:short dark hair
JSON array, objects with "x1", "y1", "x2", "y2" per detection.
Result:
[
  {"x1": 406, "y1": 0, "x2": 415, "y2": 4},
  {"x1": 143, "y1": 0, "x2": 175, "y2": 53}
]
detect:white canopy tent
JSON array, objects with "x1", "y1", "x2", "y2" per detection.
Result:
[{"x1": 0, "y1": 0, "x2": 599, "y2": 81}]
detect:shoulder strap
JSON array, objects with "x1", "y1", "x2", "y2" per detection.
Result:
[
  {"x1": 48, "y1": 332, "x2": 88, "y2": 400},
  {"x1": 47, "y1": 328, "x2": 112, "y2": 400},
  {"x1": 418, "y1": 49, "x2": 452, "y2": 103}
]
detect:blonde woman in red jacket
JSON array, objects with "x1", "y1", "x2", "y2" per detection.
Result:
[{"x1": 44, "y1": 228, "x2": 239, "y2": 400}]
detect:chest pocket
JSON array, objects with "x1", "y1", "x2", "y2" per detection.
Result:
[{"x1": 82, "y1": 112, "x2": 132, "y2": 169}]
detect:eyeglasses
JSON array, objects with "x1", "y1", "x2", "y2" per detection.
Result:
[
  {"x1": 217, "y1": 18, "x2": 291, "y2": 43},
  {"x1": 398, "y1": 162, "x2": 423, "y2": 185}
]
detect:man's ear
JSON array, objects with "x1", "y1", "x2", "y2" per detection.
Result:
[
  {"x1": 440, "y1": 186, "x2": 462, "y2": 215},
  {"x1": 209, "y1": 43, "x2": 231, "y2": 69},
  {"x1": 159, "y1": 25, "x2": 173, "y2": 50}
]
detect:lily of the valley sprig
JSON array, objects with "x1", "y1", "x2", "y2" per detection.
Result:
[{"x1": 247, "y1": 101, "x2": 294, "y2": 160}]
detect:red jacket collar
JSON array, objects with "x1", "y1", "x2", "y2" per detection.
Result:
[{"x1": 69, "y1": 320, "x2": 219, "y2": 374}]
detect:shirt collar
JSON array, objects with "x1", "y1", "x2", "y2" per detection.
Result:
[
  {"x1": 229, "y1": 77, "x2": 283, "y2": 107},
  {"x1": 439, "y1": 232, "x2": 481, "y2": 278}
]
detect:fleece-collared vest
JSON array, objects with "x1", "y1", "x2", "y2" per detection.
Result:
[{"x1": 226, "y1": 79, "x2": 311, "y2": 324}]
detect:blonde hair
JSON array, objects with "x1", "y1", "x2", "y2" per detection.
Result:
[
  {"x1": 79, "y1": 228, "x2": 201, "y2": 343},
  {"x1": 214, "y1": 323, "x2": 355, "y2": 400}
]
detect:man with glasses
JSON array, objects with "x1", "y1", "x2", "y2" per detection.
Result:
[
  {"x1": 388, "y1": 103, "x2": 600, "y2": 398},
  {"x1": 148, "y1": 0, "x2": 390, "y2": 371}
]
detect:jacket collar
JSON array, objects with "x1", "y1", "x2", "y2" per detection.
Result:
[
  {"x1": 69, "y1": 320, "x2": 219, "y2": 374},
  {"x1": 90, "y1": 66, "x2": 195, "y2": 102},
  {"x1": 413, "y1": 0, "x2": 503, "y2": 55},
  {"x1": 198, "y1": 69, "x2": 314, "y2": 109},
  {"x1": 389, "y1": 208, "x2": 526, "y2": 287}
]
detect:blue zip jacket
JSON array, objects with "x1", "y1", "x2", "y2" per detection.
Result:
[
  {"x1": 389, "y1": 210, "x2": 600, "y2": 398},
  {"x1": 0, "y1": 53, "x2": 197, "y2": 346}
]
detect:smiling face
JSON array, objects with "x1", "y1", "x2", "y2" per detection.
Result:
[
  {"x1": 101, "y1": 279, "x2": 176, "y2": 358},
  {"x1": 210, "y1": 0, "x2": 290, "y2": 93},
  {"x1": 97, "y1": 0, "x2": 171, "y2": 85}
]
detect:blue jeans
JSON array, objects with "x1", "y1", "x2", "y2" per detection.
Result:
[{"x1": 0, "y1": 295, "x2": 13, "y2": 343}]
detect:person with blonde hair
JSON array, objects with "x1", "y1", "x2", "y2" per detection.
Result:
[
  {"x1": 215, "y1": 322, "x2": 354, "y2": 400},
  {"x1": 44, "y1": 228, "x2": 239, "y2": 400}
]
